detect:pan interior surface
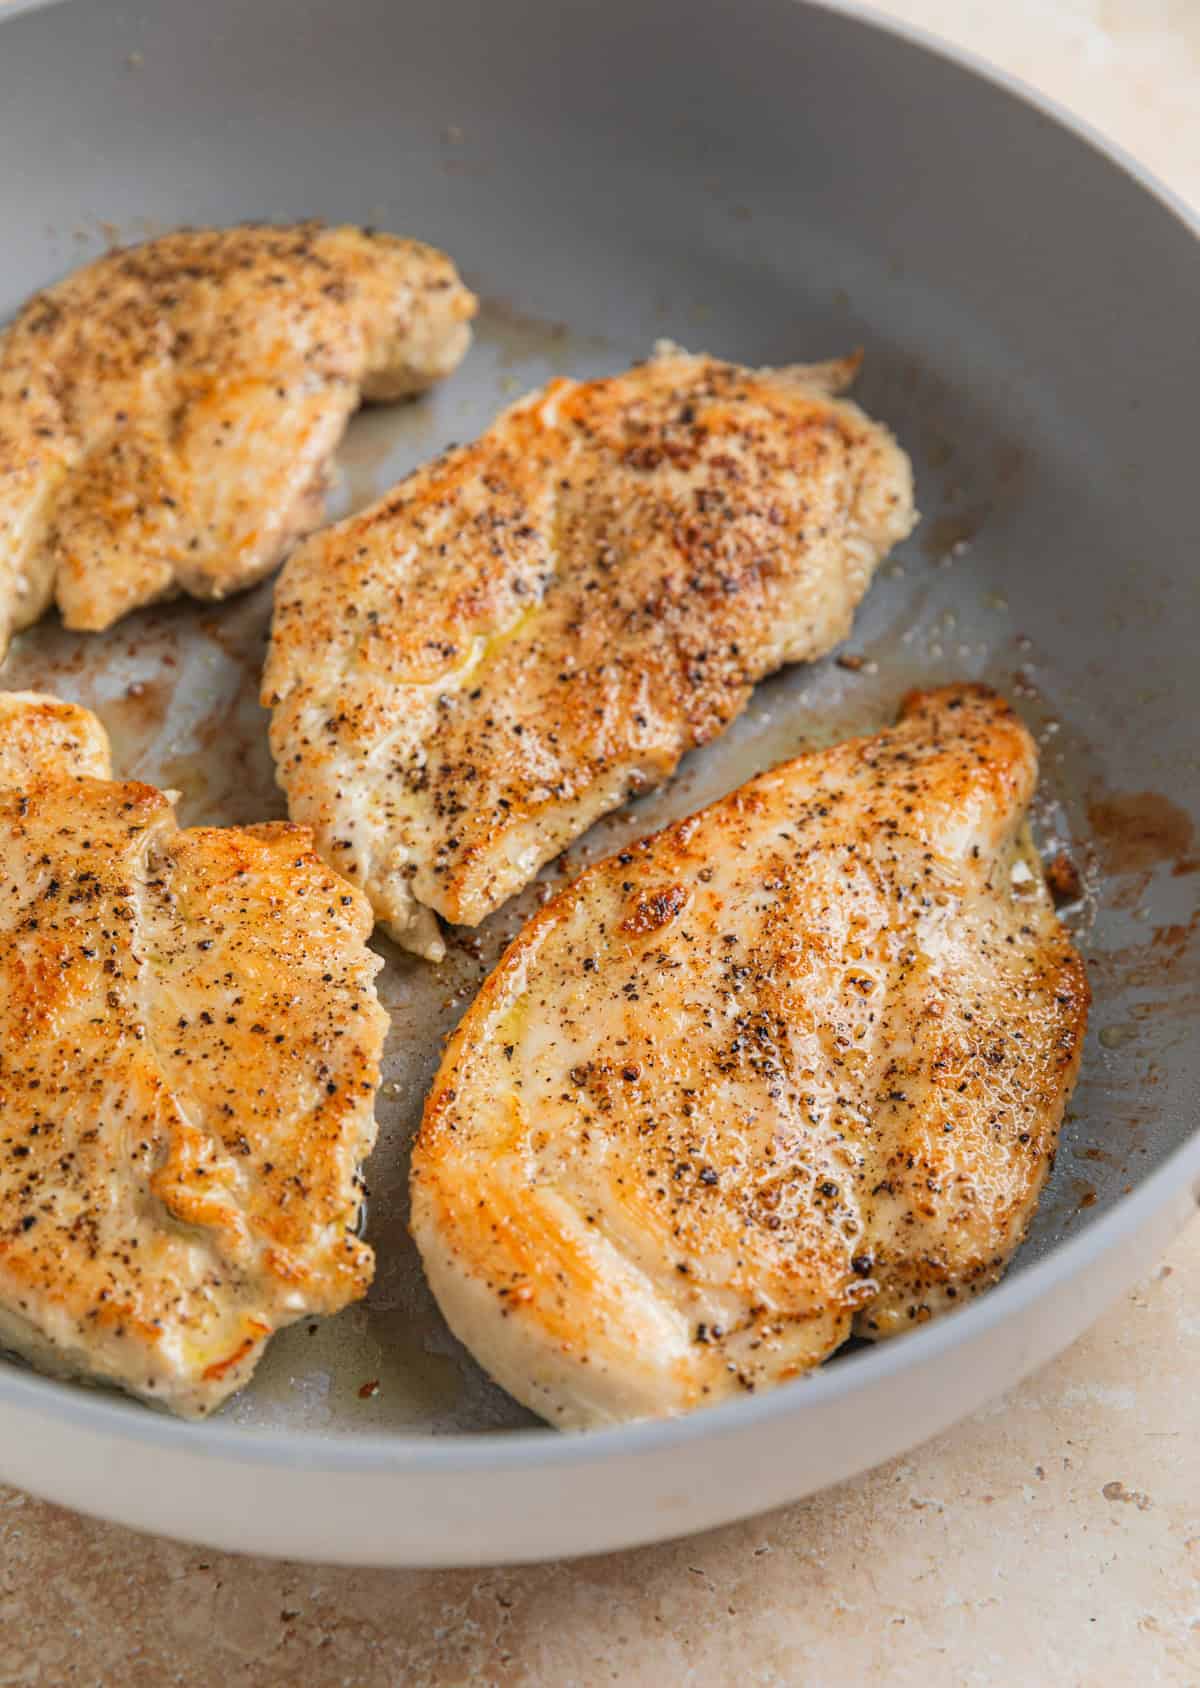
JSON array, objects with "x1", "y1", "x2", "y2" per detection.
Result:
[{"x1": 0, "y1": 0, "x2": 1196, "y2": 1449}]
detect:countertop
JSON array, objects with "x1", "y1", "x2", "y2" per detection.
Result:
[{"x1": 2, "y1": 3, "x2": 1198, "y2": 1684}]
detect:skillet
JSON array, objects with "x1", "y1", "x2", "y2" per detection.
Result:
[{"x1": 0, "y1": 0, "x2": 1196, "y2": 1564}]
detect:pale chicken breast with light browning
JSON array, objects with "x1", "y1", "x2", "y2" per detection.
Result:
[
  {"x1": 0, "y1": 223, "x2": 476, "y2": 658},
  {"x1": 411, "y1": 686, "x2": 1088, "y2": 1428},
  {"x1": 264, "y1": 346, "x2": 915, "y2": 958},
  {"x1": 0, "y1": 693, "x2": 387, "y2": 1416}
]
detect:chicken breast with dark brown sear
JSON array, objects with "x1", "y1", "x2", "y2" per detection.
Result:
[
  {"x1": 0, "y1": 691, "x2": 387, "y2": 1416},
  {"x1": 264, "y1": 345, "x2": 915, "y2": 958},
  {"x1": 411, "y1": 686, "x2": 1088, "y2": 1428},
  {"x1": 0, "y1": 223, "x2": 476, "y2": 658}
]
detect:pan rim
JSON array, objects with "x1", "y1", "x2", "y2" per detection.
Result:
[
  {"x1": 0, "y1": 1134, "x2": 1195, "y2": 1470},
  {"x1": 0, "y1": 0, "x2": 1196, "y2": 1475}
]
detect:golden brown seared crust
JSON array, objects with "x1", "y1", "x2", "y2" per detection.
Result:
[
  {"x1": 0, "y1": 223, "x2": 476, "y2": 656},
  {"x1": 263, "y1": 347, "x2": 916, "y2": 958},
  {"x1": 410, "y1": 686, "x2": 1088, "y2": 1428},
  {"x1": 0, "y1": 692, "x2": 388, "y2": 1416},
  {"x1": 0, "y1": 690, "x2": 112, "y2": 783}
]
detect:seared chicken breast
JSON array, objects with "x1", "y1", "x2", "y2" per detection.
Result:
[
  {"x1": 0, "y1": 223, "x2": 476, "y2": 658},
  {"x1": 264, "y1": 346, "x2": 915, "y2": 959},
  {"x1": 0, "y1": 692, "x2": 387, "y2": 1416},
  {"x1": 411, "y1": 686, "x2": 1088, "y2": 1428}
]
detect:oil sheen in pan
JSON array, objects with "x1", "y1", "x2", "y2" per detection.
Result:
[{"x1": 2, "y1": 295, "x2": 1190, "y2": 1437}]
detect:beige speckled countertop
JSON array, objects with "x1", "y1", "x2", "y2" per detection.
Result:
[{"x1": 2, "y1": 3, "x2": 1199, "y2": 1684}]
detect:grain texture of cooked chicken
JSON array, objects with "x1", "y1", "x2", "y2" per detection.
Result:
[
  {"x1": 0, "y1": 691, "x2": 387, "y2": 1416},
  {"x1": 264, "y1": 346, "x2": 916, "y2": 959},
  {"x1": 411, "y1": 685, "x2": 1089, "y2": 1428},
  {"x1": 0, "y1": 223, "x2": 476, "y2": 659}
]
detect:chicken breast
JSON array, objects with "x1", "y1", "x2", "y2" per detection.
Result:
[
  {"x1": 0, "y1": 223, "x2": 476, "y2": 658},
  {"x1": 264, "y1": 346, "x2": 915, "y2": 959},
  {"x1": 0, "y1": 692, "x2": 387, "y2": 1416},
  {"x1": 411, "y1": 686, "x2": 1088, "y2": 1428}
]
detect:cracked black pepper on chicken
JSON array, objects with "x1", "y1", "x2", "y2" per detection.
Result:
[
  {"x1": 0, "y1": 222, "x2": 476, "y2": 659},
  {"x1": 264, "y1": 344, "x2": 916, "y2": 957},
  {"x1": 0, "y1": 691, "x2": 387, "y2": 1416},
  {"x1": 411, "y1": 686, "x2": 1088, "y2": 1427}
]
